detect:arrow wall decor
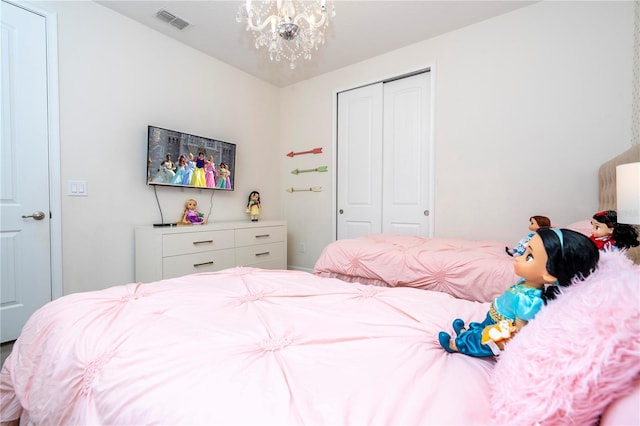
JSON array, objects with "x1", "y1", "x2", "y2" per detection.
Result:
[
  {"x1": 286, "y1": 147, "x2": 322, "y2": 157},
  {"x1": 290, "y1": 166, "x2": 328, "y2": 175},
  {"x1": 285, "y1": 186, "x2": 323, "y2": 193}
]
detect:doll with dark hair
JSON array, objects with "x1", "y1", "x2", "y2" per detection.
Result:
[
  {"x1": 440, "y1": 228, "x2": 599, "y2": 357},
  {"x1": 153, "y1": 154, "x2": 176, "y2": 184},
  {"x1": 246, "y1": 191, "x2": 261, "y2": 222},
  {"x1": 216, "y1": 163, "x2": 230, "y2": 189},
  {"x1": 590, "y1": 210, "x2": 639, "y2": 252},
  {"x1": 506, "y1": 215, "x2": 552, "y2": 256},
  {"x1": 190, "y1": 152, "x2": 207, "y2": 188}
]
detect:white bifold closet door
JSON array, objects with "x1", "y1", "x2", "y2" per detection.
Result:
[{"x1": 337, "y1": 72, "x2": 432, "y2": 240}]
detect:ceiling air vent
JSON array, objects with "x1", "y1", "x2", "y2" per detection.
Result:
[{"x1": 155, "y1": 9, "x2": 191, "y2": 31}]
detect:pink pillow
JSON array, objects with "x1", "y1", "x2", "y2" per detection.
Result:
[
  {"x1": 565, "y1": 219, "x2": 592, "y2": 237},
  {"x1": 490, "y1": 251, "x2": 640, "y2": 425}
]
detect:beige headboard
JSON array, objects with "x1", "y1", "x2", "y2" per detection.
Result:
[{"x1": 598, "y1": 144, "x2": 640, "y2": 263}]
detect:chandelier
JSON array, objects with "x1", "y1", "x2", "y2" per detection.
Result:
[{"x1": 236, "y1": 0, "x2": 335, "y2": 69}]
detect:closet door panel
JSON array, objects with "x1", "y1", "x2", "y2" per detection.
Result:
[
  {"x1": 337, "y1": 83, "x2": 383, "y2": 239},
  {"x1": 382, "y1": 73, "x2": 431, "y2": 236}
]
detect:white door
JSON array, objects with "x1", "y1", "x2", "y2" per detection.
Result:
[
  {"x1": 337, "y1": 72, "x2": 431, "y2": 239},
  {"x1": 1, "y1": 1, "x2": 53, "y2": 343},
  {"x1": 382, "y1": 73, "x2": 431, "y2": 235},
  {"x1": 336, "y1": 83, "x2": 383, "y2": 239}
]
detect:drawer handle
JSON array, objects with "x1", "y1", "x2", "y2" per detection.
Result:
[
  {"x1": 255, "y1": 234, "x2": 270, "y2": 238},
  {"x1": 255, "y1": 251, "x2": 270, "y2": 257},
  {"x1": 193, "y1": 240, "x2": 214, "y2": 245},
  {"x1": 193, "y1": 261, "x2": 214, "y2": 267}
]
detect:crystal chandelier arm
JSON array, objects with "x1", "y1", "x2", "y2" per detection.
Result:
[
  {"x1": 245, "y1": 13, "x2": 278, "y2": 32},
  {"x1": 242, "y1": 0, "x2": 280, "y2": 32},
  {"x1": 293, "y1": 12, "x2": 326, "y2": 29}
]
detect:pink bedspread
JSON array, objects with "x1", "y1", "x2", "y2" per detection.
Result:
[
  {"x1": 314, "y1": 234, "x2": 518, "y2": 302},
  {"x1": 1, "y1": 267, "x2": 494, "y2": 425}
]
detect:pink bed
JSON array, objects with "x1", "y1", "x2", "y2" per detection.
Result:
[
  {"x1": 2, "y1": 251, "x2": 638, "y2": 425},
  {"x1": 1, "y1": 268, "x2": 493, "y2": 424},
  {"x1": 314, "y1": 233, "x2": 517, "y2": 302}
]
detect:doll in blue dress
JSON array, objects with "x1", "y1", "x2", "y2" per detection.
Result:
[
  {"x1": 505, "y1": 215, "x2": 551, "y2": 256},
  {"x1": 440, "y1": 227, "x2": 599, "y2": 357},
  {"x1": 170, "y1": 155, "x2": 187, "y2": 185},
  {"x1": 182, "y1": 153, "x2": 195, "y2": 186}
]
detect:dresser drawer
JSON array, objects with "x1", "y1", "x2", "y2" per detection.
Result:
[
  {"x1": 136, "y1": 221, "x2": 287, "y2": 283},
  {"x1": 162, "y1": 229, "x2": 235, "y2": 257},
  {"x1": 235, "y1": 226, "x2": 285, "y2": 247},
  {"x1": 162, "y1": 249, "x2": 236, "y2": 279},
  {"x1": 235, "y1": 242, "x2": 285, "y2": 267}
]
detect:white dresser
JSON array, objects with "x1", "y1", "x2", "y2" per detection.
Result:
[{"x1": 135, "y1": 220, "x2": 287, "y2": 283}]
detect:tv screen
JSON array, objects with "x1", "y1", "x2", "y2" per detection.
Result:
[{"x1": 147, "y1": 126, "x2": 236, "y2": 191}]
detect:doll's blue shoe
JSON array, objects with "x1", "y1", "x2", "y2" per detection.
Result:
[
  {"x1": 452, "y1": 318, "x2": 465, "y2": 335},
  {"x1": 438, "y1": 332, "x2": 455, "y2": 353}
]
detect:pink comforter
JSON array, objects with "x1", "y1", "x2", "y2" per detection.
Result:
[
  {"x1": 314, "y1": 234, "x2": 518, "y2": 302},
  {"x1": 1, "y1": 267, "x2": 494, "y2": 425}
]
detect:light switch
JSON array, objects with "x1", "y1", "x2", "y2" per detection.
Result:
[{"x1": 68, "y1": 180, "x2": 88, "y2": 196}]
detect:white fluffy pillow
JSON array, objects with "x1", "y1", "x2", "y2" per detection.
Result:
[{"x1": 490, "y1": 251, "x2": 640, "y2": 425}]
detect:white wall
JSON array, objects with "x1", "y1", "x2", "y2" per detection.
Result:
[
  {"x1": 34, "y1": 1, "x2": 281, "y2": 294},
  {"x1": 28, "y1": 1, "x2": 637, "y2": 287},
  {"x1": 282, "y1": 1, "x2": 635, "y2": 270}
]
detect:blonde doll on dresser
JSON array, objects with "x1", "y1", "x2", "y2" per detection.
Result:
[{"x1": 180, "y1": 199, "x2": 207, "y2": 225}]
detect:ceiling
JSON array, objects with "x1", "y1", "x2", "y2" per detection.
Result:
[{"x1": 96, "y1": 1, "x2": 536, "y2": 88}]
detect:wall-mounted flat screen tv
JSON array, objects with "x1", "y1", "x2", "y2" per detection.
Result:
[{"x1": 147, "y1": 126, "x2": 236, "y2": 191}]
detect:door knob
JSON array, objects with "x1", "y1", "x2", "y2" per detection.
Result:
[
  {"x1": 339, "y1": 209, "x2": 344, "y2": 214},
  {"x1": 22, "y1": 211, "x2": 46, "y2": 220}
]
